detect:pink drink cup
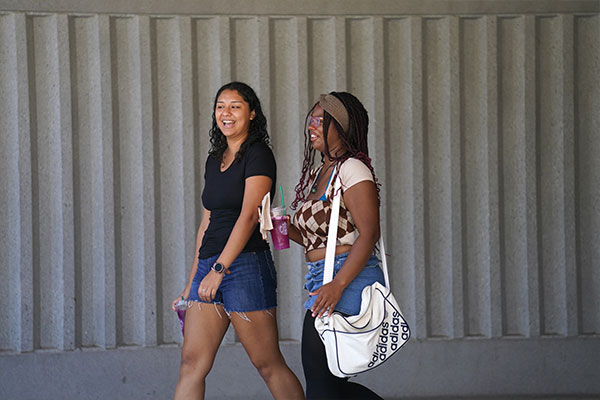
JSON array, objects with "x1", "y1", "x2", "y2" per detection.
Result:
[
  {"x1": 270, "y1": 207, "x2": 290, "y2": 250},
  {"x1": 175, "y1": 299, "x2": 186, "y2": 335},
  {"x1": 176, "y1": 309, "x2": 186, "y2": 335}
]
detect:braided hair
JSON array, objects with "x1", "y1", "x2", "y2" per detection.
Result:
[
  {"x1": 291, "y1": 91, "x2": 380, "y2": 210},
  {"x1": 208, "y1": 82, "x2": 270, "y2": 161}
]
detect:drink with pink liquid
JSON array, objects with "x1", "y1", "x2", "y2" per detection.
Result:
[{"x1": 270, "y1": 207, "x2": 290, "y2": 250}]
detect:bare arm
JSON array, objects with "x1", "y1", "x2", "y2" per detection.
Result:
[
  {"x1": 172, "y1": 208, "x2": 211, "y2": 309},
  {"x1": 309, "y1": 180, "x2": 380, "y2": 317},
  {"x1": 287, "y1": 216, "x2": 303, "y2": 245}
]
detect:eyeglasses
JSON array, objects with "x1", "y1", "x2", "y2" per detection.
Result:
[{"x1": 308, "y1": 116, "x2": 323, "y2": 128}]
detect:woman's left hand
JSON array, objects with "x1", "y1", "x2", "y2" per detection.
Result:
[
  {"x1": 198, "y1": 271, "x2": 225, "y2": 302},
  {"x1": 309, "y1": 280, "x2": 345, "y2": 318}
]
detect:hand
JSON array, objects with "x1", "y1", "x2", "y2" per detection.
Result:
[
  {"x1": 198, "y1": 270, "x2": 225, "y2": 302},
  {"x1": 309, "y1": 280, "x2": 344, "y2": 318},
  {"x1": 172, "y1": 287, "x2": 191, "y2": 311}
]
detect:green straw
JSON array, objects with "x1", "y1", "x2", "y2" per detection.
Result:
[{"x1": 279, "y1": 185, "x2": 285, "y2": 215}]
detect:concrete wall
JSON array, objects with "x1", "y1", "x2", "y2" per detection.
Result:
[{"x1": 1, "y1": 0, "x2": 599, "y2": 398}]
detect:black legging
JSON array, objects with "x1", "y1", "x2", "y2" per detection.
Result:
[{"x1": 301, "y1": 310, "x2": 384, "y2": 400}]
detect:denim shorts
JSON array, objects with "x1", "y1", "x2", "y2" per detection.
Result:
[
  {"x1": 188, "y1": 250, "x2": 278, "y2": 313},
  {"x1": 304, "y1": 251, "x2": 385, "y2": 316}
]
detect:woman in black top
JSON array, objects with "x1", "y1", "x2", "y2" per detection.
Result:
[{"x1": 172, "y1": 82, "x2": 304, "y2": 400}]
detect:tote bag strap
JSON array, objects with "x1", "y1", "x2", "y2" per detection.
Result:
[
  {"x1": 323, "y1": 172, "x2": 390, "y2": 288},
  {"x1": 322, "y1": 170, "x2": 342, "y2": 285}
]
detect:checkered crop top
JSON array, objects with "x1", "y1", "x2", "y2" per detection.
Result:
[{"x1": 292, "y1": 158, "x2": 374, "y2": 252}]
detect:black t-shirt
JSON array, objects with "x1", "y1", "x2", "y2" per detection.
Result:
[{"x1": 198, "y1": 141, "x2": 276, "y2": 259}]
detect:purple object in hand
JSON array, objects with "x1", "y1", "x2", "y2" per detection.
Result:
[
  {"x1": 175, "y1": 298, "x2": 186, "y2": 336},
  {"x1": 176, "y1": 309, "x2": 185, "y2": 336},
  {"x1": 270, "y1": 208, "x2": 290, "y2": 250}
]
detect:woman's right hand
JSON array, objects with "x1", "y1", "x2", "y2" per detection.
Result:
[{"x1": 172, "y1": 287, "x2": 191, "y2": 311}]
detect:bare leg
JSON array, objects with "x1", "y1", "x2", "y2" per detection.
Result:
[
  {"x1": 231, "y1": 309, "x2": 305, "y2": 400},
  {"x1": 174, "y1": 303, "x2": 230, "y2": 400}
]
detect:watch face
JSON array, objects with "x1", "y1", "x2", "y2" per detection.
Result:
[{"x1": 213, "y1": 263, "x2": 224, "y2": 273}]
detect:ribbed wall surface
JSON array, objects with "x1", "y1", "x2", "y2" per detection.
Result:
[{"x1": 0, "y1": 0, "x2": 599, "y2": 374}]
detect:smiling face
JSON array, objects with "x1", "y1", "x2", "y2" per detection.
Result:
[
  {"x1": 215, "y1": 89, "x2": 255, "y2": 141},
  {"x1": 308, "y1": 105, "x2": 343, "y2": 156}
]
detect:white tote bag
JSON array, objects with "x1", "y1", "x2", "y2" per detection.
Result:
[{"x1": 314, "y1": 176, "x2": 410, "y2": 378}]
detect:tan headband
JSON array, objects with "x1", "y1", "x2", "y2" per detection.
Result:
[{"x1": 317, "y1": 94, "x2": 349, "y2": 133}]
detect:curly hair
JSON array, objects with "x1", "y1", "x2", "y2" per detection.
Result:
[
  {"x1": 291, "y1": 91, "x2": 380, "y2": 210},
  {"x1": 208, "y1": 82, "x2": 270, "y2": 161}
]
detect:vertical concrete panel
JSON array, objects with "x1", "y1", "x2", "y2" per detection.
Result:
[
  {"x1": 111, "y1": 16, "x2": 146, "y2": 345},
  {"x1": 153, "y1": 17, "x2": 187, "y2": 343},
  {"x1": 559, "y1": 15, "x2": 578, "y2": 337},
  {"x1": 295, "y1": 17, "x2": 310, "y2": 116},
  {"x1": 460, "y1": 17, "x2": 492, "y2": 337},
  {"x1": 576, "y1": 15, "x2": 600, "y2": 334},
  {"x1": 15, "y1": 13, "x2": 34, "y2": 353},
  {"x1": 333, "y1": 17, "x2": 348, "y2": 90},
  {"x1": 449, "y1": 17, "x2": 464, "y2": 339},
  {"x1": 0, "y1": 14, "x2": 21, "y2": 352},
  {"x1": 524, "y1": 15, "x2": 541, "y2": 336},
  {"x1": 537, "y1": 16, "x2": 568, "y2": 336},
  {"x1": 140, "y1": 16, "x2": 157, "y2": 346},
  {"x1": 410, "y1": 17, "x2": 427, "y2": 339},
  {"x1": 384, "y1": 17, "x2": 421, "y2": 333},
  {"x1": 484, "y1": 16, "x2": 502, "y2": 338},
  {"x1": 423, "y1": 17, "x2": 454, "y2": 337},
  {"x1": 257, "y1": 16, "x2": 271, "y2": 109},
  {"x1": 57, "y1": 13, "x2": 76, "y2": 351},
  {"x1": 498, "y1": 16, "x2": 530, "y2": 336},
  {"x1": 230, "y1": 17, "x2": 260, "y2": 87},
  {"x1": 70, "y1": 15, "x2": 107, "y2": 348},
  {"x1": 98, "y1": 14, "x2": 117, "y2": 348},
  {"x1": 306, "y1": 17, "x2": 338, "y2": 98},
  {"x1": 346, "y1": 17, "x2": 374, "y2": 120},
  {"x1": 269, "y1": 18, "x2": 305, "y2": 340},
  {"x1": 30, "y1": 15, "x2": 67, "y2": 350}
]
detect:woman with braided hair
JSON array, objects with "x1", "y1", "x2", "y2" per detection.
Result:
[{"x1": 288, "y1": 92, "x2": 385, "y2": 399}]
